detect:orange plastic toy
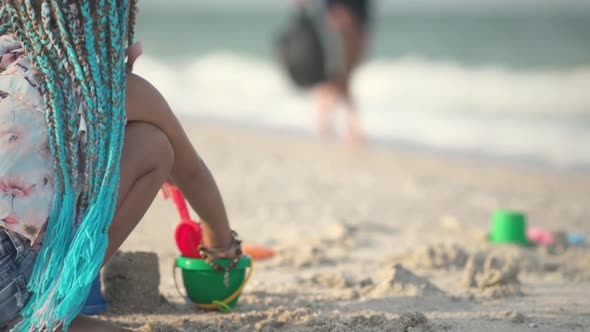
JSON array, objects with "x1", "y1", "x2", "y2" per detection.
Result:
[{"x1": 242, "y1": 244, "x2": 276, "y2": 260}]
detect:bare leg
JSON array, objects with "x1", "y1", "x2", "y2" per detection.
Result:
[
  {"x1": 104, "y1": 121, "x2": 174, "y2": 261},
  {"x1": 338, "y1": 81, "x2": 364, "y2": 148},
  {"x1": 343, "y1": 101, "x2": 364, "y2": 147},
  {"x1": 65, "y1": 122, "x2": 173, "y2": 331},
  {"x1": 325, "y1": 5, "x2": 367, "y2": 147},
  {"x1": 125, "y1": 74, "x2": 233, "y2": 249},
  {"x1": 315, "y1": 82, "x2": 338, "y2": 138}
]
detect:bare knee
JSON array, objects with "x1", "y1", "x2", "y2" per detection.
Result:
[
  {"x1": 147, "y1": 126, "x2": 174, "y2": 177},
  {"x1": 127, "y1": 122, "x2": 174, "y2": 177}
]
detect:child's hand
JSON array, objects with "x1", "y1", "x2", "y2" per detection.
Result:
[{"x1": 200, "y1": 231, "x2": 242, "y2": 260}]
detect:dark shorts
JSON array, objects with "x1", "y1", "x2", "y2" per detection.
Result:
[
  {"x1": 325, "y1": 0, "x2": 371, "y2": 26},
  {"x1": 0, "y1": 230, "x2": 36, "y2": 329}
]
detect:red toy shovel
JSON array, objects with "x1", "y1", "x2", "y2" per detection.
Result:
[{"x1": 163, "y1": 183, "x2": 203, "y2": 258}]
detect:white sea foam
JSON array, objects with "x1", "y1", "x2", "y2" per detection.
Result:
[{"x1": 134, "y1": 53, "x2": 590, "y2": 169}]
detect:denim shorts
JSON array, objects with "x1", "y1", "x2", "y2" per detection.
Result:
[{"x1": 0, "y1": 230, "x2": 36, "y2": 330}]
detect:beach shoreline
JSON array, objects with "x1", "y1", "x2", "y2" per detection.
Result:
[
  {"x1": 175, "y1": 115, "x2": 590, "y2": 174},
  {"x1": 107, "y1": 121, "x2": 589, "y2": 332}
]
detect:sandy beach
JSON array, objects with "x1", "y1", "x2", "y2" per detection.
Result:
[{"x1": 98, "y1": 121, "x2": 590, "y2": 332}]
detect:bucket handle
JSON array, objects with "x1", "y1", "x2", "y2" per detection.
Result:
[{"x1": 173, "y1": 259, "x2": 254, "y2": 312}]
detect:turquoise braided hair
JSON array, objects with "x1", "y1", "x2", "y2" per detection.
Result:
[
  {"x1": 65, "y1": 0, "x2": 99, "y2": 210},
  {"x1": 0, "y1": 0, "x2": 137, "y2": 330}
]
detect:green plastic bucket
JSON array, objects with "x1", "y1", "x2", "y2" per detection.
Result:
[
  {"x1": 490, "y1": 210, "x2": 530, "y2": 245},
  {"x1": 175, "y1": 255, "x2": 252, "y2": 312}
]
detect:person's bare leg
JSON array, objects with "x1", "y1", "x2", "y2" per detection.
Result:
[
  {"x1": 324, "y1": 76, "x2": 364, "y2": 147},
  {"x1": 326, "y1": 5, "x2": 367, "y2": 147},
  {"x1": 125, "y1": 74, "x2": 233, "y2": 249},
  {"x1": 336, "y1": 80, "x2": 364, "y2": 148},
  {"x1": 342, "y1": 22, "x2": 367, "y2": 148},
  {"x1": 64, "y1": 122, "x2": 173, "y2": 331},
  {"x1": 104, "y1": 121, "x2": 174, "y2": 261},
  {"x1": 315, "y1": 82, "x2": 338, "y2": 138},
  {"x1": 342, "y1": 97, "x2": 364, "y2": 147}
]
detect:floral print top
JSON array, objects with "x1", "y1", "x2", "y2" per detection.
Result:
[
  {"x1": 0, "y1": 34, "x2": 56, "y2": 243},
  {"x1": 0, "y1": 33, "x2": 142, "y2": 244}
]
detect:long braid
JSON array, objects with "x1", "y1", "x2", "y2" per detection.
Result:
[
  {"x1": 77, "y1": 0, "x2": 110, "y2": 199},
  {"x1": 90, "y1": 0, "x2": 113, "y2": 197},
  {"x1": 49, "y1": 0, "x2": 94, "y2": 189},
  {"x1": 127, "y1": 0, "x2": 137, "y2": 45},
  {"x1": 1, "y1": 0, "x2": 135, "y2": 330},
  {"x1": 0, "y1": 4, "x2": 11, "y2": 34},
  {"x1": 39, "y1": 1, "x2": 81, "y2": 184},
  {"x1": 66, "y1": 1, "x2": 95, "y2": 210},
  {"x1": 106, "y1": 0, "x2": 125, "y2": 186}
]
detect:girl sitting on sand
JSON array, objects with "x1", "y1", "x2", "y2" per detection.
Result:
[{"x1": 0, "y1": 0, "x2": 240, "y2": 331}]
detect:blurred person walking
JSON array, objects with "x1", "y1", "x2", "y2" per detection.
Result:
[{"x1": 281, "y1": 0, "x2": 372, "y2": 147}]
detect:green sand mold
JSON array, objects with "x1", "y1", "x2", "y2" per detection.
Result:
[{"x1": 490, "y1": 210, "x2": 532, "y2": 246}]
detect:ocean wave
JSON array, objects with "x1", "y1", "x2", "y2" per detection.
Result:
[{"x1": 134, "y1": 53, "x2": 590, "y2": 169}]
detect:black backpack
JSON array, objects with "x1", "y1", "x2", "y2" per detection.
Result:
[{"x1": 276, "y1": 9, "x2": 327, "y2": 89}]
